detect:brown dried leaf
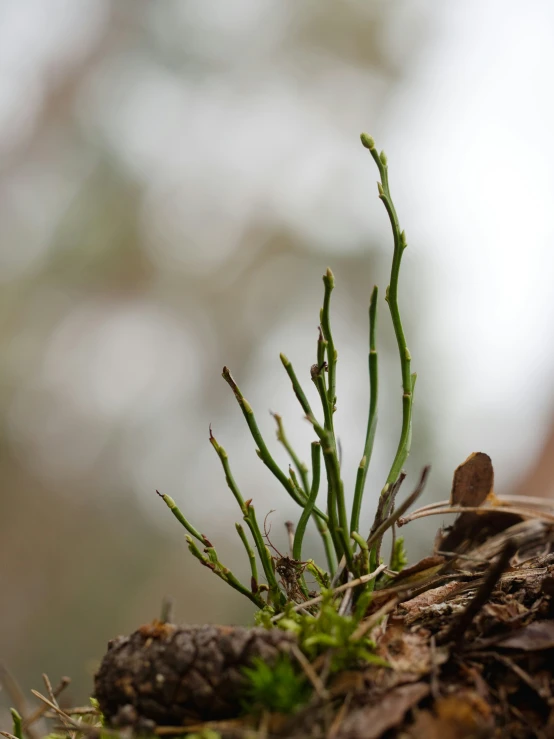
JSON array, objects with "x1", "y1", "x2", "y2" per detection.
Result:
[
  {"x1": 450, "y1": 453, "x2": 494, "y2": 508},
  {"x1": 336, "y1": 682, "x2": 429, "y2": 739},
  {"x1": 408, "y1": 691, "x2": 492, "y2": 739},
  {"x1": 496, "y1": 620, "x2": 554, "y2": 651},
  {"x1": 376, "y1": 622, "x2": 441, "y2": 677}
]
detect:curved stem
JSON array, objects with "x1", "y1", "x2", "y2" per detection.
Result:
[
  {"x1": 222, "y1": 366, "x2": 329, "y2": 524},
  {"x1": 361, "y1": 134, "x2": 415, "y2": 498},
  {"x1": 236, "y1": 522, "x2": 259, "y2": 594},
  {"x1": 185, "y1": 535, "x2": 265, "y2": 608},
  {"x1": 209, "y1": 428, "x2": 284, "y2": 606},
  {"x1": 156, "y1": 490, "x2": 208, "y2": 546},
  {"x1": 272, "y1": 412, "x2": 310, "y2": 495}
]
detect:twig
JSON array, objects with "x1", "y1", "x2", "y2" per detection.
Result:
[
  {"x1": 45, "y1": 707, "x2": 99, "y2": 717},
  {"x1": 42, "y1": 674, "x2": 75, "y2": 739},
  {"x1": 350, "y1": 596, "x2": 400, "y2": 641},
  {"x1": 438, "y1": 539, "x2": 518, "y2": 647},
  {"x1": 371, "y1": 472, "x2": 406, "y2": 567},
  {"x1": 328, "y1": 692, "x2": 353, "y2": 739},
  {"x1": 42, "y1": 674, "x2": 57, "y2": 706},
  {"x1": 271, "y1": 564, "x2": 386, "y2": 622},
  {"x1": 398, "y1": 503, "x2": 554, "y2": 526},
  {"x1": 23, "y1": 676, "x2": 71, "y2": 729},
  {"x1": 30, "y1": 691, "x2": 82, "y2": 730},
  {"x1": 290, "y1": 644, "x2": 329, "y2": 700},
  {"x1": 495, "y1": 653, "x2": 551, "y2": 704},
  {"x1": 160, "y1": 596, "x2": 174, "y2": 624},
  {"x1": 366, "y1": 467, "x2": 430, "y2": 551},
  {"x1": 330, "y1": 469, "x2": 416, "y2": 590},
  {"x1": 338, "y1": 573, "x2": 354, "y2": 616}
]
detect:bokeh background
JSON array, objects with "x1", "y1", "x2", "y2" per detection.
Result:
[{"x1": 3, "y1": 0, "x2": 554, "y2": 716}]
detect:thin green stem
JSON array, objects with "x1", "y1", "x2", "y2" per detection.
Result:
[
  {"x1": 279, "y1": 353, "x2": 327, "y2": 444},
  {"x1": 280, "y1": 353, "x2": 317, "y2": 419},
  {"x1": 321, "y1": 268, "x2": 337, "y2": 416},
  {"x1": 320, "y1": 523, "x2": 337, "y2": 575},
  {"x1": 351, "y1": 532, "x2": 370, "y2": 575},
  {"x1": 209, "y1": 429, "x2": 283, "y2": 605},
  {"x1": 351, "y1": 285, "x2": 379, "y2": 535},
  {"x1": 209, "y1": 428, "x2": 247, "y2": 512},
  {"x1": 322, "y1": 450, "x2": 342, "y2": 562},
  {"x1": 185, "y1": 535, "x2": 265, "y2": 608},
  {"x1": 222, "y1": 366, "x2": 299, "y2": 499},
  {"x1": 322, "y1": 433, "x2": 353, "y2": 570},
  {"x1": 316, "y1": 326, "x2": 328, "y2": 394},
  {"x1": 361, "y1": 134, "x2": 415, "y2": 498},
  {"x1": 272, "y1": 412, "x2": 310, "y2": 495},
  {"x1": 247, "y1": 504, "x2": 285, "y2": 606},
  {"x1": 156, "y1": 490, "x2": 208, "y2": 545},
  {"x1": 293, "y1": 442, "x2": 321, "y2": 561},
  {"x1": 10, "y1": 709, "x2": 22, "y2": 739},
  {"x1": 313, "y1": 371, "x2": 334, "y2": 435},
  {"x1": 289, "y1": 467, "x2": 302, "y2": 498},
  {"x1": 278, "y1": 356, "x2": 336, "y2": 570},
  {"x1": 222, "y1": 366, "x2": 329, "y2": 524},
  {"x1": 236, "y1": 522, "x2": 259, "y2": 594},
  {"x1": 316, "y1": 278, "x2": 350, "y2": 573}
]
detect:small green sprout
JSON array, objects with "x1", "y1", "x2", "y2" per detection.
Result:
[{"x1": 10, "y1": 709, "x2": 23, "y2": 739}]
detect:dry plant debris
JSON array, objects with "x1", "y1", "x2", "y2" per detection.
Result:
[{"x1": 87, "y1": 453, "x2": 554, "y2": 738}]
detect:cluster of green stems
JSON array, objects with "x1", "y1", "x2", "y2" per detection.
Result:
[{"x1": 158, "y1": 133, "x2": 415, "y2": 613}]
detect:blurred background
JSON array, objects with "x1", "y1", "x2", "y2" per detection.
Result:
[{"x1": 3, "y1": 0, "x2": 554, "y2": 715}]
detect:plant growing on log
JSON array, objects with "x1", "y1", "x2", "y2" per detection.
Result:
[{"x1": 158, "y1": 133, "x2": 421, "y2": 616}]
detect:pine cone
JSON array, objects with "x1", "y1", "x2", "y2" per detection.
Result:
[{"x1": 94, "y1": 622, "x2": 296, "y2": 725}]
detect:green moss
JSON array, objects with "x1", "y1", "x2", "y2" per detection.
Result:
[{"x1": 241, "y1": 655, "x2": 311, "y2": 715}]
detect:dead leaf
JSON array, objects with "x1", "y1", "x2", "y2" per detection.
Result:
[
  {"x1": 336, "y1": 682, "x2": 429, "y2": 739},
  {"x1": 496, "y1": 620, "x2": 554, "y2": 651},
  {"x1": 450, "y1": 453, "x2": 494, "y2": 507},
  {"x1": 409, "y1": 692, "x2": 493, "y2": 739},
  {"x1": 377, "y1": 622, "x2": 445, "y2": 677},
  {"x1": 391, "y1": 555, "x2": 445, "y2": 586}
]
